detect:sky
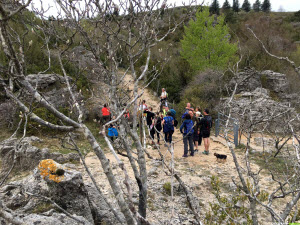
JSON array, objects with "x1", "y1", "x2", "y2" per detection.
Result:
[{"x1": 30, "y1": 0, "x2": 300, "y2": 17}]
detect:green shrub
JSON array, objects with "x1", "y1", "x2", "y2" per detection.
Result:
[{"x1": 163, "y1": 182, "x2": 172, "y2": 196}]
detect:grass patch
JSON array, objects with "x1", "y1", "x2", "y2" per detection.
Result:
[
  {"x1": 163, "y1": 182, "x2": 172, "y2": 196},
  {"x1": 250, "y1": 152, "x2": 293, "y2": 177}
]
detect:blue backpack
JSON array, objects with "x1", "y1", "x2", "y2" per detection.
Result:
[
  {"x1": 185, "y1": 120, "x2": 194, "y2": 135},
  {"x1": 170, "y1": 109, "x2": 176, "y2": 117},
  {"x1": 163, "y1": 116, "x2": 174, "y2": 133}
]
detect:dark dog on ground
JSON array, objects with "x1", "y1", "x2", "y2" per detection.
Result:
[{"x1": 214, "y1": 153, "x2": 227, "y2": 163}]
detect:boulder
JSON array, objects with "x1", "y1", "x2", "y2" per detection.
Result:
[
  {"x1": 24, "y1": 73, "x2": 85, "y2": 111},
  {"x1": 0, "y1": 161, "x2": 94, "y2": 224},
  {"x1": 219, "y1": 87, "x2": 297, "y2": 132},
  {"x1": 68, "y1": 46, "x2": 107, "y2": 83},
  {"x1": 230, "y1": 68, "x2": 290, "y2": 97},
  {"x1": 260, "y1": 70, "x2": 289, "y2": 95},
  {"x1": 0, "y1": 137, "x2": 80, "y2": 174}
]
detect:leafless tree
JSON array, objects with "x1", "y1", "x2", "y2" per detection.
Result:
[
  {"x1": 219, "y1": 42, "x2": 300, "y2": 224},
  {"x1": 0, "y1": 0, "x2": 200, "y2": 224}
]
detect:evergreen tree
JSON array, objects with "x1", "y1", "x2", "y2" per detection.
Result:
[
  {"x1": 209, "y1": 0, "x2": 220, "y2": 15},
  {"x1": 253, "y1": 0, "x2": 261, "y2": 12},
  {"x1": 222, "y1": 0, "x2": 231, "y2": 10},
  {"x1": 232, "y1": 0, "x2": 240, "y2": 13},
  {"x1": 181, "y1": 8, "x2": 238, "y2": 71},
  {"x1": 261, "y1": 0, "x2": 271, "y2": 12},
  {"x1": 242, "y1": 0, "x2": 251, "y2": 12}
]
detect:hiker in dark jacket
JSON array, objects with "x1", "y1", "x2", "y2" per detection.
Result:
[
  {"x1": 150, "y1": 112, "x2": 162, "y2": 145},
  {"x1": 145, "y1": 107, "x2": 155, "y2": 128},
  {"x1": 180, "y1": 114, "x2": 195, "y2": 157},
  {"x1": 162, "y1": 111, "x2": 174, "y2": 145},
  {"x1": 193, "y1": 111, "x2": 203, "y2": 152},
  {"x1": 200, "y1": 109, "x2": 212, "y2": 155}
]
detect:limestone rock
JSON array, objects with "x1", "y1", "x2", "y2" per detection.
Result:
[
  {"x1": 230, "y1": 68, "x2": 290, "y2": 98},
  {"x1": 0, "y1": 161, "x2": 94, "y2": 224},
  {"x1": 0, "y1": 137, "x2": 80, "y2": 174}
]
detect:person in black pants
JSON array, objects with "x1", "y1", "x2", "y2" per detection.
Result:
[
  {"x1": 180, "y1": 114, "x2": 195, "y2": 157},
  {"x1": 145, "y1": 107, "x2": 155, "y2": 144},
  {"x1": 162, "y1": 111, "x2": 174, "y2": 145},
  {"x1": 150, "y1": 112, "x2": 162, "y2": 145},
  {"x1": 200, "y1": 109, "x2": 212, "y2": 155}
]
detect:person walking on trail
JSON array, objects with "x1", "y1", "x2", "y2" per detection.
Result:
[
  {"x1": 180, "y1": 113, "x2": 195, "y2": 157},
  {"x1": 160, "y1": 88, "x2": 168, "y2": 111},
  {"x1": 162, "y1": 111, "x2": 174, "y2": 145},
  {"x1": 145, "y1": 107, "x2": 155, "y2": 144},
  {"x1": 194, "y1": 111, "x2": 203, "y2": 152},
  {"x1": 162, "y1": 105, "x2": 169, "y2": 117},
  {"x1": 145, "y1": 107, "x2": 155, "y2": 128},
  {"x1": 108, "y1": 124, "x2": 118, "y2": 142},
  {"x1": 200, "y1": 109, "x2": 212, "y2": 155},
  {"x1": 139, "y1": 100, "x2": 148, "y2": 111},
  {"x1": 151, "y1": 112, "x2": 162, "y2": 145},
  {"x1": 101, "y1": 104, "x2": 110, "y2": 125}
]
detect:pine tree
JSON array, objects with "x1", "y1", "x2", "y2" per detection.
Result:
[
  {"x1": 232, "y1": 0, "x2": 240, "y2": 13},
  {"x1": 209, "y1": 0, "x2": 220, "y2": 15},
  {"x1": 242, "y1": 0, "x2": 251, "y2": 12},
  {"x1": 261, "y1": 0, "x2": 271, "y2": 12},
  {"x1": 222, "y1": 0, "x2": 231, "y2": 10},
  {"x1": 253, "y1": 0, "x2": 261, "y2": 12}
]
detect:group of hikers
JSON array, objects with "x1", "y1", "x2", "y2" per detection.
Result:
[{"x1": 100, "y1": 88, "x2": 213, "y2": 157}]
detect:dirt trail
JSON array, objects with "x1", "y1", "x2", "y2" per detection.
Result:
[{"x1": 80, "y1": 73, "x2": 275, "y2": 224}]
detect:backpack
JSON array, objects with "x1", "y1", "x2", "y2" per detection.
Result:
[
  {"x1": 163, "y1": 116, "x2": 174, "y2": 133},
  {"x1": 185, "y1": 120, "x2": 194, "y2": 135},
  {"x1": 170, "y1": 109, "x2": 176, "y2": 117}
]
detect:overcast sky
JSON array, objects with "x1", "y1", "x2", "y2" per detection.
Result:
[{"x1": 31, "y1": 0, "x2": 300, "y2": 17}]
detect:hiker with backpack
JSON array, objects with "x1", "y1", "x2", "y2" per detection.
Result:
[
  {"x1": 162, "y1": 111, "x2": 174, "y2": 145},
  {"x1": 180, "y1": 113, "x2": 195, "y2": 157},
  {"x1": 200, "y1": 109, "x2": 213, "y2": 155}
]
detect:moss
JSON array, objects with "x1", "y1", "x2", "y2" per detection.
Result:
[
  {"x1": 163, "y1": 182, "x2": 172, "y2": 196},
  {"x1": 24, "y1": 106, "x2": 70, "y2": 136},
  {"x1": 31, "y1": 202, "x2": 54, "y2": 214}
]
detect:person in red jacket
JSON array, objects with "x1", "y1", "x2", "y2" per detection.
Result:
[{"x1": 101, "y1": 104, "x2": 110, "y2": 125}]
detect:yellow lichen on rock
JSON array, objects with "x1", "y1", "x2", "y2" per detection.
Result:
[{"x1": 38, "y1": 159, "x2": 64, "y2": 183}]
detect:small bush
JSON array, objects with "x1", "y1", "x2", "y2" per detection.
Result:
[{"x1": 163, "y1": 182, "x2": 172, "y2": 196}]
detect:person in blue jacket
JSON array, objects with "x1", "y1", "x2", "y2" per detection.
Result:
[
  {"x1": 180, "y1": 114, "x2": 195, "y2": 157},
  {"x1": 162, "y1": 111, "x2": 174, "y2": 145},
  {"x1": 108, "y1": 124, "x2": 118, "y2": 142}
]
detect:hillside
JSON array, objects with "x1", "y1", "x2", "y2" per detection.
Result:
[{"x1": 0, "y1": 1, "x2": 300, "y2": 225}]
